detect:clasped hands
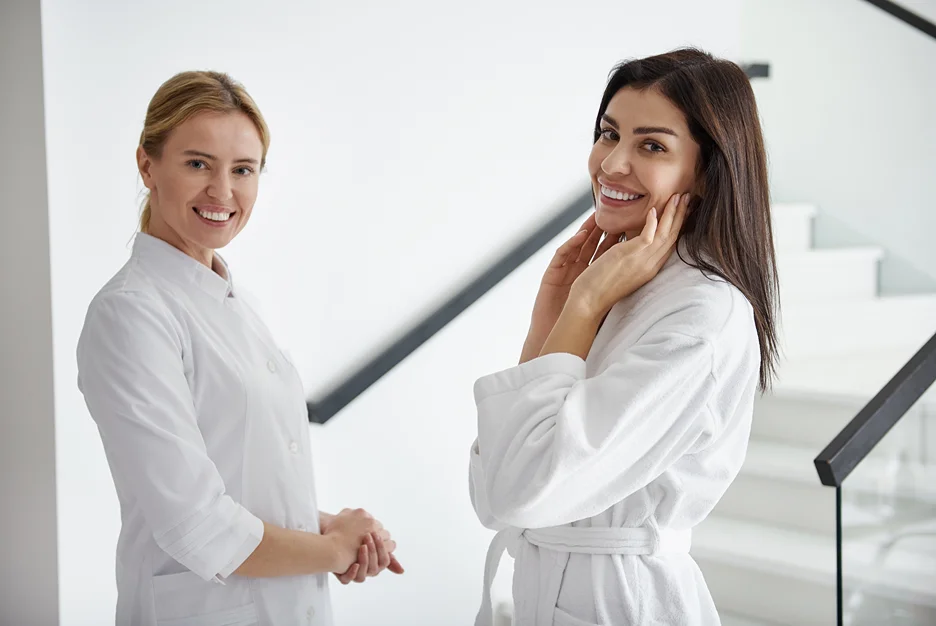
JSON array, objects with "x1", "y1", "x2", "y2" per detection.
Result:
[{"x1": 320, "y1": 508, "x2": 405, "y2": 585}]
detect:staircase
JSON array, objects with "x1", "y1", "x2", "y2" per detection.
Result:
[{"x1": 693, "y1": 203, "x2": 936, "y2": 625}]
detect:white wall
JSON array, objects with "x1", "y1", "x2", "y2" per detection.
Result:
[
  {"x1": 741, "y1": 0, "x2": 936, "y2": 294},
  {"x1": 0, "y1": 1, "x2": 60, "y2": 624},
  {"x1": 40, "y1": 1, "x2": 742, "y2": 623}
]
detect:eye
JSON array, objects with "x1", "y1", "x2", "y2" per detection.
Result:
[
  {"x1": 599, "y1": 127, "x2": 619, "y2": 142},
  {"x1": 234, "y1": 166, "x2": 255, "y2": 176},
  {"x1": 642, "y1": 141, "x2": 666, "y2": 153},
  {"x1": 186, "y1": 159, "x2": 207, "y2": 170}
]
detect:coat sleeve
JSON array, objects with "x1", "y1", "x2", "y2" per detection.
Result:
[
  {"x1": 77, "y1": 290, "x2": 264, "y2": 582},
  {"x1": 472, "y1": 321, "x2": 719, "y2": 529}
]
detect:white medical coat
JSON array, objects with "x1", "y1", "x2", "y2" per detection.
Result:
[{"x1": 77, "y1": 233, "x2": 331, "y2": 626}]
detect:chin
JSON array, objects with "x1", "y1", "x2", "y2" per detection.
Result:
[{"x1": 595, "y1": 208, "x2": 637, "y2": 236}]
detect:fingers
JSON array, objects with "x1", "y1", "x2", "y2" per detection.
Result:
[
  {"x1": 548, "y1": 212, "x2": 598, "y2": 269},
  {"x1": 639, "y1": 204, "x2": 660, "y2": 245},
  {"x1": 388, "y1": 554, "x2": 405, "y2": 575},
  {"x1": 643, "y1": 193, "x2": 686, "y2": 247},
  {"x1": 647, "y1": 193, "x2": 689, "y2": 268},
  {"x1": 575, "y1": 220, "x2": 605, "y2": 265},
  {"x1": 656, "y1": 193, "x2": 684, "y2": 237},
  {"x1": 365, "y1": 534, "x2": 379, "y2": 577},
  {"x1": 548, "y1": 229, "x2": 589, "y2": 269},
  {"x1": 354, "y1": 543, "x2": 369, "y2": 583},
  {"x1": 374, "y1": 533, "x2": 392, "y2": 571},
  {"x1": 337, "y1": 563, "x2": 359, "y2": 585}
]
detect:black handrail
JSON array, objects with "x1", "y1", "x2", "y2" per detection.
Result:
[
  {"x1": 307, "y1": 190, "x2": 594, "y2": 423},
  {"x1": 306, "y1": 63, "x2": 769, "y2": 424},
  {"x1": 814, "y1": 331, "x2": 936, "y2": 486},
  {"x1": 861, "y1": 0, "x2": 936, "y2": 39}
]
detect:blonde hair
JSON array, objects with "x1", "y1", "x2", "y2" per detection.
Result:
[{"x1": 138, "y1": 71, "x2": 270, "y2": 233}]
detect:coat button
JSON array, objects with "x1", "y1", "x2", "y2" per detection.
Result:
[
  {"x1": 267, "y1": 359, "x2": 277, "y2": 373},
  {"x1": 289, "y1": 441, "x2": 299, "y2": 454}
]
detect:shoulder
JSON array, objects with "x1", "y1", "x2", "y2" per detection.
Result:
[
  {"x1": 640, "y1": 251, "x2": 755, "y2": 345},
  {"x1": 81, "y1": 261, "x2": 182, "y2": 342}
]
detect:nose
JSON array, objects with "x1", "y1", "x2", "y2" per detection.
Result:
[
  {"x1": 601, "y1": 144, "x2": 632, "y2": 177},
  {"x1": 206, "y1": 170, "x2": 233, "y2": 201}
]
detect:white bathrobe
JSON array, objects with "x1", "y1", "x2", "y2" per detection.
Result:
[{"x1": 469, "y1": 249, "x2": 760, "y2": 626}]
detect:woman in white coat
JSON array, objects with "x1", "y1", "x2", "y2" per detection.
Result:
[
  {"x1": 470, "y1": 48, "x2": 779, "y2": 625},
  {"x1": 77, "y1": 71, "x2": 402, "y2": 626}
]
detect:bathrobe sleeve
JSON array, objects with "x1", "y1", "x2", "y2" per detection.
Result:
[{"x1": 471, "y1": 309, "x2": 721, "y2": 529}]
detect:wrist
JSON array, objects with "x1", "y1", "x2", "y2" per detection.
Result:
[
  {"x1": 317, "y1": 532, "x2": 341, "y2": 573},
  {"x1": 563, "y1": 291, "x2": 606, "y2": 325}
]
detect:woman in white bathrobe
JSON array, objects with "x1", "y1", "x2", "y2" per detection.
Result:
[
  {"x1": 77, "y1": 71, "x2": 402, "y2": 626},
  {"x1": 470, "y1": 48, "x2": 778, "y2": 626}
]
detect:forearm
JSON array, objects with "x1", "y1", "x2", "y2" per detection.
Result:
[
  {"x1": 539, "y1": 302, "x2": 603, "y2": 361},
  {"x1": 519, "y1": 327, "x2": 551, "y2": 364},
  {"x1": 233, "y1": 521, "x2": 337, "y2": 578}
]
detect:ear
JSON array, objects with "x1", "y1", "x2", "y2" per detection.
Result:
[{"x1": 137, "y1": 146, "x2": 155, "y2": 190}]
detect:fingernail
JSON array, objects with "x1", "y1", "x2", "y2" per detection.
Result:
[{"x1": 651, "y1": 208, "x2": 658, "y2": 219}]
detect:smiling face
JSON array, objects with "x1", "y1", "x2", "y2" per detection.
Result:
[
  {"x1": 137, "y1": 110, "x2": 264, "y2": 267},
  {"x1": 588, "y1": 86, "x2": 701, "y2": 238}
]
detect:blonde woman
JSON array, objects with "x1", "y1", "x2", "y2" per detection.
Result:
[{"x1": 77, "y1": 71, "x2": 402, "y2": 626}]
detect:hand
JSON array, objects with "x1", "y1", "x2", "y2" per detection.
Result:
[
  {"x1": 321, "y1": 509, "x2": 404, "y2": 584},
  {"x1": 568, "y1": 193, "x2": 689, "y2": 320},
  {"x1": 521, "y1": 213, "x2": 619, "y2": 362}
]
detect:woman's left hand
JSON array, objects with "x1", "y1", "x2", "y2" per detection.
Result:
[
  {"x1": 321, "y1": 512, "x2": 405, "y2": 585},
  {"x1": 569, "y1": 193, "x2": 689, "y2": 320}
]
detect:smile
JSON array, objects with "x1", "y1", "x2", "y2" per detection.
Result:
[
  {"x1": 193, "y1": 207, "x2": 234, "y2": 222},
  {"x1": 600, "y1": 186, "x2": 645, "y2": 202}
]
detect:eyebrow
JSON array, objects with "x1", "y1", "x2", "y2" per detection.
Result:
[
  {"x1": 182, "y1": 149, "x2": 259, "y2": 165},
  {"x1": 601, "y1": 114, "x2": 679, "y2": 138}
]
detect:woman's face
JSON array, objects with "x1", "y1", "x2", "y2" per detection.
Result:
[
  {"x1": 588, "y1": 86, "x2": 700, "y2": 238},
  {"x1": 138, "y1": 111, "x2": 263, "y2": 264}
]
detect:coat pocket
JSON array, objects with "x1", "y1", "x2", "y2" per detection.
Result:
[
  {"x1": 553, "y1": 606, "x2": 603, "y2": 626},
  {"x1": 151, "y1": 570, "x2": 258, "y2": 626}
]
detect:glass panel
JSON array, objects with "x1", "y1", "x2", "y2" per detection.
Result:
[{"x1": 839, "y1": 390, "x2": 936, "y2": 626}]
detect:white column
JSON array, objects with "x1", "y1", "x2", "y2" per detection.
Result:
[{"x1": 0, "y1": 0, "x2": 60, "y2": 624}]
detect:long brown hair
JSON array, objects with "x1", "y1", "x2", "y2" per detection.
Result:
[
  {"x1": 594, "y1": 48, "x2": 779, "y2": 390},
  {"x1": 137, "y1": 71, "x2": 270, "y2": 233}
]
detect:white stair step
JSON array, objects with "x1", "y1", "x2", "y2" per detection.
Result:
[
  {"x1": 772, "y1": 202, "x2": 817, "y2": 252},
  {"x1": 715, "y1": 441, "x2": 836, "y2": 534},
  {"x1": 753, "y1": 388, "x2": 936, "y2": 456},
  {"x1": 772, "y1": 346, "x2": 936, "y2": 397},
  {"x1": 693, "y1": 516, "x2": 936, "y2": 626},
  {"x1": 715, "y1": 440, "x2": 936, "y2": 534},
  {"x1": 779, "y1": 295, "x2": 936, "y2": 359},
  {"x1": 753, "y1": 389, "x2": 868, "y2": 450},
  {"x1": 776, "y1": 247, "x2": 882, "y2": 302}
]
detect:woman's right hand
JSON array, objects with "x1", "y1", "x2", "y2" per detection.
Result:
[
  {"x1": 520, "y1": 213, "x2": 618, "y2": 363},
  {"x1": 322, "y1": 508, "x2": 403, "y2": 581}
]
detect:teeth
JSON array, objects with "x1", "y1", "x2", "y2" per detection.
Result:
[
  {"x1": 601, "y1": 186, "x2": 643, "y2": 201},
  {"x1": 197, "y1": 209, "x2": 232, "y2": 222}
]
